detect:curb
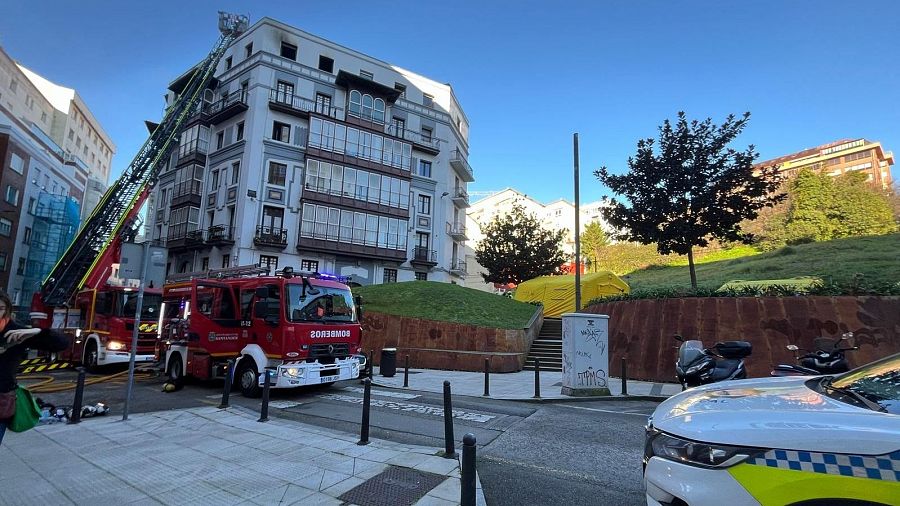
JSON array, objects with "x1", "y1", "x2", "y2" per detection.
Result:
[{"x1": 365, "y1": 380, "x2": 671, "y2": 403}]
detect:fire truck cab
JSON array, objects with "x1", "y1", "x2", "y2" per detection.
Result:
[{"x1": 161, "y1": 266, "x2": 365, "y2": 397}]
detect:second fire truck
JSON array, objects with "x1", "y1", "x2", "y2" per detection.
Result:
[{"x1": 161, "y1": 265, "x2": 366, "y2": 397}]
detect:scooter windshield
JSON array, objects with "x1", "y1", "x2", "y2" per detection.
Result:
[{"x1": 679, "y1": 340, "x2": 706, "y2": 365}]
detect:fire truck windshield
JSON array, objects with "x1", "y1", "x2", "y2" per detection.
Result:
[
  {"x1": 286, "y1": 285, "x2": 356, "y2": 323},
  {"x1": 120, "y1": 292, "x2": 162, "y2": 319}
]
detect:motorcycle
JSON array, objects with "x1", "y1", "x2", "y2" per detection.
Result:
[
  {"x1": 674, "y1": 335, "x2": 752, "y2": 389},
  {"x1": 770, "y1": 332, "x2": 858, "y2": 377}
]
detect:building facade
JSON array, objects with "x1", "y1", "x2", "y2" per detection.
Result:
[
  {"x1": 146, "y1": 18, "x2": 473, "y2": 285},
  {"x1": 755, "y1": 138, "x2": 894, "y2": 189}
]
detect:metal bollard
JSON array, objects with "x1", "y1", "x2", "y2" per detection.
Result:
[
  {"x1": 621, "y1": 356, "x2": 628, "y2": 396},
  {"x1": 218, "y1": 359, "x2": 234, "y2": 409},
  {"x1": 358, "y1": 378, "x2": 371, "y2": 445},
  {"x1": 442, "y1": 380, "x2": 457, "y2": 458},
  {"x1": 533, "y1": 357, "x2": 541, "y2": 398},
  {"x1": 368, "y1": 350, "x2": 374, "y2": 380},
  {"x1": 258, "y1": 368, "x2": 273, "y2": 422},
  {"x1": 461, "y1": 433, "x2": 477, "y2": 506},
  {"x1": 483, "y1": 358, "x2": 490, "y2": 397},
  {"x1": 68, "y1": 367, "x2": 86, "y2": 425},
  {"x1": 403, "y1": 354, "x2": 410, "y2": 388}
]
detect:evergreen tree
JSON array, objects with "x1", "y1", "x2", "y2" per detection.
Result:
[
  {"x1": 595, "y1": 112, "x2": 782, "y2": 289},
  {"x1": 580, "y1": 222, "x2": 610, "y2": 272},
  {"x1": 475, "y1": 205, "x2": 569, "y2": 285}
]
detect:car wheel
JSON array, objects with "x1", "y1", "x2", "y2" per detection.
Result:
[
  {"x1": 83, "y1": 341, "x2": 100, "y2": 373},
  {"x1": 238, "y1": 358, "x2": 262, "y2": 398}
]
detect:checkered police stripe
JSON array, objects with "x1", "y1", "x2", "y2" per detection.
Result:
[{"x1": 748, "y1": 449, "x2": 900, "y2": 481}]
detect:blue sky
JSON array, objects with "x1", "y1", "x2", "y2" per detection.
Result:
[{"x1": 2, "y1": 1, "x2": 898, "y2": 204}]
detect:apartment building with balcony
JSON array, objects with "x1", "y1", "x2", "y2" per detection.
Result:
[
  {"x1": 146, "y1": 17, "x2": 473, "y2": 285},
  {"x1": 755, "y1": 138, "x2": 894, "y2": 189}
]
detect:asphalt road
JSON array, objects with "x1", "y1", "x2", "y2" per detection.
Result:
[{"x1": 20, "y1": 367, "x2": 656, "y2": 505}]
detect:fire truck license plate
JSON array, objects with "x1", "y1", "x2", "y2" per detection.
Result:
[{"x1": 320, "y1": 375, "x2": 339, "y2": 383}]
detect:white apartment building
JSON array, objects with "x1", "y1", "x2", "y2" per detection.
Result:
[
  {"x1": 146, "y1": 17, "x2": 473, "y2": 285},
  {"x1": 464, "y1": 188, "x2": 610, "y2": 292}
]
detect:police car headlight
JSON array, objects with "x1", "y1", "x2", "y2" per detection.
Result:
[
  {"x1": 107, "y1": 341, "x2": 125, "y2": 351},
  {"x1": 283, "y1": 367, "x2": 305, "y2": 378},
  {"x1": 649, "y1": 432, "x2": 762, "y2": 468}
]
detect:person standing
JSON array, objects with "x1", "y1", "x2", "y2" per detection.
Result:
[{"x1": 0, "y1": 291, "x2": 67, "y2": 444}]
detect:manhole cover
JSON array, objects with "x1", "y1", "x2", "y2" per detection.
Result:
[{"x1": 338, "y1": 465, "x2": 446, "y2": 506}]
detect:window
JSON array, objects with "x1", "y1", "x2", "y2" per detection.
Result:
[
  {"x1": 236, "y1": 121, "x2": 244, "y2": 141},
  {"x1": 301, "y1": 259, "x2": 319, "y2": 272},
  {"x1": 418, "y1": 160, "x2": 432, "y2": 178},
  {"x1": 5, "y1": 186, "x2": 19, "y2": 206},
  {"x1": 231, "y1": 161, "x2": 240, "y2": 185},
  {"x1": 259, "y1": 255, "x2": 279, "y2": 272},
  {"x1": 210, "y1": 170, "x2": 219, "y2": 190},
  {"x1": 272, "y1": 121, "x2": 291, "y2": 142},
  {"x1": 394, "y1": 83, "x2": 406, "y2": 97},
  {"x1": 216, "y1": 131, "x2": 224, "y2": 150},
  {"x1": 201, "y1": 257, "x2": 209, "y2": 271},
  {"x1": 221, "y1": 255, "x2": 230, "y2": 268},
  {"x1": 275, "y1": 80, "x2": 294, "y2": 103},
  {"x1": 23, "y1": 227, "x2": 31, "y2": 245},
  {"x1": 280, "y1": 42, "x2": 297, "y2": 60},
  {"x1": 318, "y1": 55, "x2": 334, "y2": 73},
  {"x1": 315, "y1": 93, "x2": 332, "y2": 115},
  {"x1": 383, "y1": 268, "x2": 397, "y2": 283},
  {"x1": 423, "y1": 93, "x2": 434, "y2": 108},
  {"x1": 418, "y1": 194, "x2": 431, "y2": 214},
  {"x1": 421, "y1": 126, "x2": 433, "y2": 142},
  {"x1": 27, "y1": 197, "x2": 35, "y2": 214},
  {"x1": 68, "y1": 129, "x2": 74, "y2": 141},
  {"x1": 360, "y1": 70, "x2": 374, "y2": 80},
  {"x1": 0, "y1": 252, "x2": 6, "y2": 272},
  {"x1": 9, "y1": 79, "x2": 17, "y2": 92},
  {"x1": 41, "y1": 112, "x2": 47, "y2": 123},
  {"x1": 10, "y1": 153, "x2": 24, "y2": 174},
  {"x1": 415, "y1": 272, "x2": 427, "y2": 281},
  {"x1": 262, "y1": 206, "x2": 284, "y2": 230},
  {"x1": 17, "y1": 257, "x2": 25, "y2": 275},
  {"x1": 0, "y1": 218, "x2": 13, "y2": 237},
  {"x1": 391, "y1": 117, "x2": 405, "y2": 136},
  {"x1": 245, "y1": 42, "x2": 253, "y2": 58},
  {"x1": 225, "y1": 56, "x2": 232, "y2": 70},
  {"x1": 268, "y1": 162, "x2": 287, "y2": 186}
]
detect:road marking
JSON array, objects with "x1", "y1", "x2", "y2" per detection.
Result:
[
  {"x1": 317, "y1": 393, "x2": 497, "y2": 423},
  {"x1": 481, "y1": 455, "x2": 608, "y2": 485},
  {"x1": 269, "y1": 401, "x2": 301, "y2": 409},
  {"x1": 341, "y1": 386, "x2": 420, "y2": 400},
  {"x1": 556, "y1": 404, "x2": 651, "y2": 417}
]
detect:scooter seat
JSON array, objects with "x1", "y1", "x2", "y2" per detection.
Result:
[{"x1": 710, "y1": 359, "x2": 743, "y2": 381}]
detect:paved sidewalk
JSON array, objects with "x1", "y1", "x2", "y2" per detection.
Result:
[
  {"x1": 370, "y1": 367, "x2": 682, "y2": 400},
  {"x1": 0, "y1": 406, "x2": 485, "y2": 506}
]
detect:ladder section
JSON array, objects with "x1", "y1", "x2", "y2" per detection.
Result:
[
  {"x1": 524, "y1": 318, "x2": 562, "y2": 371},
  {"x1": 40, "y1": 13, "x2": 248, "y2": 306}
]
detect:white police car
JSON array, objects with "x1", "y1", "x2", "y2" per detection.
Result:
[{"x1": 644, "y1": 353, "x2": 900, "y2": 505}]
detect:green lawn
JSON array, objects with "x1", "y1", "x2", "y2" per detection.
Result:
[
  {"x1": 621, "y1": 233, "x2": 900, "y2": 291},
  {"x1": 353, "y1": 281, "x2": 539, "y2": 329}
]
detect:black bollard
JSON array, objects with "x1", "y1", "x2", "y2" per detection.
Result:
[
  {"x1": 358, "y1": 378, "x2": 371, "y2": 445},
  {"x1": 218, "y1": 359, "x2": 234, "y2": 409},
  {"x1": 442, "y1": 380, "x2": 457, "y2": 458},
  {"x1": 461, "y1": 433, "x2": 477, "y2": 506},
  {"x1": 533, "y1": 357, "x2": 541, "y2": 398},
  {"x1": 368, "y1": 350, "x2": 374, "y2": 380},
  {"x1": 68, "y1": 367, "x2": 86, "y2": 425},
  {"x1": 621, "y1": 356, "x2": 628, "y2": 396},
  {"x1": 403, "y1": 354, "x2": 410, "y2": 388},
  {"x1": 483, "y1": 358, "x2": 490, "y2": 397},
  {"x1": 258, "y1": 368, "x2": 273, "y2": 422}
]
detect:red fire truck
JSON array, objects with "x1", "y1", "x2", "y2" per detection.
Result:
[{"x1": 161, "y1": 265, "x2": 366, "y2": 397}]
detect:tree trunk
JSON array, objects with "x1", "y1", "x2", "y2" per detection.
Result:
[{"x1": 687, "y1": 247, "x2": 697, "y2": 290}]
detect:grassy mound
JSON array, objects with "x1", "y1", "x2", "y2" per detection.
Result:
[
  {"x1": 622, "y1": 233, "x2": 900, "y2": 291},
  {"x1": 353, "y1": 281, "x2": 538, "y2": 329}
]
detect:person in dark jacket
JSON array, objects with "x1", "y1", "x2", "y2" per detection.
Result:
[{"x1": 0, "y1": 291, "x2": 68, "y2": 444}]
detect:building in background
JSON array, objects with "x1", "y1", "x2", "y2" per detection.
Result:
[
  {"x1": 756, "y1": 138, "x2": 894, "y2": 189},
  {"x1": 464, "y1": 188, "x2": 611, "y2": 292},
  {"x1": 145, "y1": 17, "x2": 473, "y2": 285},
  {"x1": 0, "y1": 45, "x2": 99, "y2": 313}
]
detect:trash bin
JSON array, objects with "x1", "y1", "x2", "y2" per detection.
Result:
[{"x1": 380, "y1": 348, "x2": 397, "y2": 377}]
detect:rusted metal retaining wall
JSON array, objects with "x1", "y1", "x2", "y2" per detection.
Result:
[
  {"x1": 361, "y1": 309, "x2": 544, "y2": 373},
  {"x1": 583, "y1": 296, "x2": 900, "y2": 382}
]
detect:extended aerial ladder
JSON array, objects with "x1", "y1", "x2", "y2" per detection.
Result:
[{"x1": 33, "y1": 12, "x2": 248, "y2": 315}]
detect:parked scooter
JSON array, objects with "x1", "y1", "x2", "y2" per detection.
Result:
[
  {"x1": 770, "y1": 332, "x2": 858, "y2": 377},
  {"x1": 674, "y1": 335, "x2": 752, "y2": 389}
]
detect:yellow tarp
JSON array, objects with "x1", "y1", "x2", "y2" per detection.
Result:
[{"x1": 513, "y1": 271, "x2": 630, "y2": 317}]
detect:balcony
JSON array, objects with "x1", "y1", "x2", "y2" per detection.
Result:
[
  {"x1": 166, "y1": 229, "x2": 206, "y2": 252},
  {"x1": 204, "y1": 89, "x2": 248, "y2": 124},
  {"x1": 175, "y1": 138, "x2": 208, "y2": 168},
  {"x1": 268, "y1": 90, "x2": 342, "y2": 121},
  {"x1": 297, "y1": 235, "x2": 407, "y2": 263},
  {"x1": 254, "y1": 226, "x2": 288, "y2": 249},
  {"x1": 449, "y1": 259, "x2": 467, "y2": 276},
  {"x1": 449, "y1": 149, "x2": 474, "y2": 182},
  {"x1": 409, "y1": 246, "x2": 437, "y2": 267},
  {"x1": 205, "y1": 225, "x2": 235, "y2": 246},
  {"x1": 450, "y1": 187, "x2": 470, "y2": 208},
  {"x1": 384, "y1": 124, "x2": 440, "y2": 155},
  {"x1": 171, "y1": 180, "x2": 203, "y2": 208},
  {"x1": 446, "y1": 221, "x2": 467, "y2": 240}
]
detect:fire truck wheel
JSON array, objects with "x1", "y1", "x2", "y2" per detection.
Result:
[
  {"x1": 238, "y1": 359, "x2": 262, "y2": 398},
  {"x1": 83, "y1": 341, "x2": 100, "y2": 373},
  {"x1": 167, "y1": 354, "x2": 184, "y2": 389}
]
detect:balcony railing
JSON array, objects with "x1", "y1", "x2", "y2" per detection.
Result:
[
  {"x1": 173, "y1": 180, "x2": 203, "y2": 199},
  {"x1": 206, "y1": 225, "x2": 235, "y2": 245},
  {"x1": 384, "y1": 124, "x2": 441, "y2": 153},
  {"x1": 177, "y1": 138, "x2": 208, "y2": 159},
  {"x1": 450, "y1": 259, "x2": 467, "y2": 275},
  {"x1": 451, "y1": 187, "x2": 469, "y2": 207},
  {"x1": 446, "y1": 221, "x2": 467, "y2": 240},
  {"x1": 166, "y1": 228, "x2": 205, "y2": 251},
  {"x1": 410, "y1": 246, "x2": 437, "y2": 265},
  {"x1": 268, "y1": 90, "x2": 343, "y2": 120},
  {"x1": 254, "y1": 226, "x2": 288, "y2": 248},
  {"x1": 449, "y1": 149, "x2": 474, "y2": 182},
  {"x1": 204, "y1": 89, "x2": 249, "y2": 124}
]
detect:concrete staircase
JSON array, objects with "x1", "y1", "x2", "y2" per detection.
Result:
[{"x1": 524, "y1": 318, "x2": 562, "y2": 371}]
